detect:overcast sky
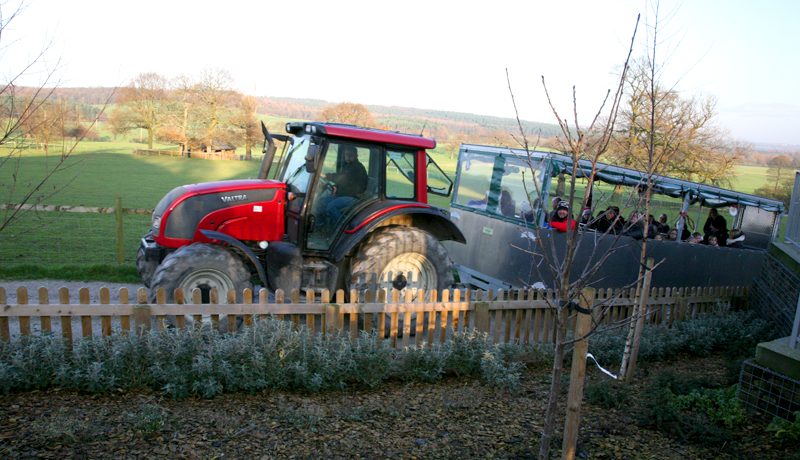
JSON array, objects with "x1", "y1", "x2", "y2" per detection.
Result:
[{"x1": 4, "y1": 0, "x2": 799, "y2": 146}]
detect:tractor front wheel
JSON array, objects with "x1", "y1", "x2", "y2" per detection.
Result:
[{"x1": 148, "y1": 243, "x2": 252, "y2": 304}]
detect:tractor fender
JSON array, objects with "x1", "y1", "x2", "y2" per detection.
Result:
[
  {"x1": 331, "y1": 202, "x2": 466, "y2": 262},
  {"x1": 199, "y1": 229, "x2": 268, "y2": 288}
]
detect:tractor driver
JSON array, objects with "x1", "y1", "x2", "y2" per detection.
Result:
[{"x1": 317, "y1": 144, "x2": 368, "y2": 228}]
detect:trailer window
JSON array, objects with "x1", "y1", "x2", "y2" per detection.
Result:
[
  {"x1": 498, "y1": 157, "x2": 544, "y2": 221},
  {"x1": 454, "y1": 153, "x2": 494, "y2": 210}
]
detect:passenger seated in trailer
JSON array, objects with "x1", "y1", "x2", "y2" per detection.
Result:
[
  {"x1": 549, "y1": 200, "x2": 577, "y2": 233},
  {"x1": 703, "y1": 208, "x2": 729, "y2": 246},
  {"x1": 667, "y1": 228, "x2": 679, "y2": 241},
  {"x1": 467, "y1": 193, "x2": 489, "y2": 211},
  {"x1": 499, "y1": 189, "x2": 516, "y2": 218},
  {"x1": 656, "y1": 213, "x2": 670, "y2": 234},
  {"x1": 623, "y1": 212, "x2": 647, "y2": 240},
  {"x1": 545, "y1": 196, "x2": 562, "y2": 223},
  {"x1": 589, "y1": 205, "x2": 624, "y2": 234},
  {"x1": 728, "y1": 229, "x2": 746, "y2": 248}
]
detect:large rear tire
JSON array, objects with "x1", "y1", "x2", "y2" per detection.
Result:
[
  {"x1": 148, "y1": 243, "x2": 252, "y2": 305},
  {"x1": 349, "y1": 227, "x2": 454, "y2": 335}
]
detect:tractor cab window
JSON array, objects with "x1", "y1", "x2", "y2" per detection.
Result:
[
  {"x1": 280, "y1": 137, "x2": 312, "y2": 194},
  {"x1": 386, "y1": 150, "x2": 416, "y2": 199},
  {"x1": 307, "y1": 141, "x2": 379, "y2": 250}
]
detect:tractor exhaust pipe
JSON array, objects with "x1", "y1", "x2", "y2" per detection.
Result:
[{"x1": 258, "y1": 121, "x2": 276, "y2": 180}]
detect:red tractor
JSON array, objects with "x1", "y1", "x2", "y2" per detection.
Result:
[{"x1": 137, "y1": 122, "x2": 465, "y2": 303}]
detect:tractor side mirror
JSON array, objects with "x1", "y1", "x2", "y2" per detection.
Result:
[{"x1": 305, "y1": 143, "x2": 320, "y2": 173}]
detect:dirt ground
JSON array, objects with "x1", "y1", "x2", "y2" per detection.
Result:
[{"x1": 0, "y1": 354, "x2": 792, "y2": 459}]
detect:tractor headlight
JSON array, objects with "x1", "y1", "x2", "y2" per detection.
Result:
[{"x1": 152, "y1": 215, "x2": 162, "y2": 230}]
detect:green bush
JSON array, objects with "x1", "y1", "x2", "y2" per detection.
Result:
[
  {"x1": 588, "y1": 310, "x2": 777, "y2": 367},
  {"x1": 767, "y1": 411, "x2": 800, "y2": 443},
  {"x1": 585, "y1": 380, "x2": 629, "y2": 409},
  {"x1": 0, "y1": 317, "x2": 534, "y2": 398},
  {"x1": 637, "y1": 371, "x2": 746, "y2": 445}
]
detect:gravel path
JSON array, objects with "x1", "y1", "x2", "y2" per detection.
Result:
[{"x1": 0, "y1": 280, "x2": 145, "y2": 304}]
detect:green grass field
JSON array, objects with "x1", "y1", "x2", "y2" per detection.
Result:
[{"x1": 0, "y1": 139, "x2": 773, "y2": 281}]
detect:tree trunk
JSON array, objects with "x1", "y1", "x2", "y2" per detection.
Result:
[
  {"x1": 147, "y1": 127, "x2": 154, "y2": 150},
  {"x1": 538, "y1": 307, "x2": 569, "y2": 460}
]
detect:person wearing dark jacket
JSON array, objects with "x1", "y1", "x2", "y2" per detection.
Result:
[
  {"x1": 549, "y1": 201, "x2": 576, "y2": 233},
  {"x1": 589, "y1": 205, "x2": 623, "y2": 234},
  {"x1": 623, "y1": 212, "x2": 650, "y2": 240},
  {"x1": 703, "y1": 208, "x2": 728, "y2": 246},
  {"x1": 319, "y1": 145, "x2": 368, "y2": 227}
]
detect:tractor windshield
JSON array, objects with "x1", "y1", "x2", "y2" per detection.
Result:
[{"x1": 279, "y1": 138, "x2": 311, "y2": 193}]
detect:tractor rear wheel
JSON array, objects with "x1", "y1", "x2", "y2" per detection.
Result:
[
  {"x1": 349, "y1": 227, "x2": 454, "y2": 335},
  {"x1": 148, "y1": 243, "x2": 252, "y2": 305}
]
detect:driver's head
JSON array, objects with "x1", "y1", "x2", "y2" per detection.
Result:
[{"x1": 342, "y1": 145, "x2": 358, "y2": 162}]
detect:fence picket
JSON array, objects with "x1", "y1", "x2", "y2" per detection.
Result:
[
  {"x1": 0, "y1": 288, "x2": 8, "y2": 342},
  {"x1": 227, "y1": 289, "x2": 237, "y2": 332},
  {"x1": 349, "y1": 289, "x2": 358, "y2": 339},
  {"x1": 291, "y1": 290, "x2": 301, "y2": 331},
  {"x1": 155, "y1": 288, "x2": 167, "y2": 331},
  {"x1": 426, "y1": 289, "x2": 438, "y2": 346},
  {"x1": 17, "y1": 288, "x2": 30, "y2": 336},
  {"x1": 402, "y1": 289, "x2": 412, "y2": 349},
  {"x1": 389, "y1": 289, "x2": 399, "y2": 348},
  {"x1": 191, "y1": 289, "x2": 202, "y2": 327},
  {"x1": 439, "y1": 289, "x2": 450, "y2": 343},
  {"x1": 38, "y1": 287, "x2": 51, "y2": 334},
  {"x1": 305, "y1": 290, "x2": 315, "y2": 334},
  {"x1": 170, "y1": 288, "x2": 184, "y2": 330},
  {"x1": 100, "y1": 287, "x2": 112, "y2": 336},
  {"x1": 119, "y1": 288, "x2": 130, "y2": 333},
  {"x1": 59, "y1": 288, "x2": 72, "y2": 345}
]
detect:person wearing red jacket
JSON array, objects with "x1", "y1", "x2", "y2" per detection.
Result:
[{"x1": 549, "y1": 201, "x2": 577, "y2": 233}]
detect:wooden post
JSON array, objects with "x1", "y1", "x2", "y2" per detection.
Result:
[
  {"x1": 474, "y1": 301, "x2": 490, "y2": 334},
  {"x1": 561, "y1": 287, "x2": 595, "y2": 460},
  {"x1": 59, "y1": 287, "x2": 73, "y2": 348},
  {"x1": 115, "y1": 196, "x2": 124, "y2": 264},
  {"x1": 624, "y1": 257, "x2": 654, "y2": 381},
  {"x1": 325, "y1": 302, "x2": 340, "y2": 336},
  {"x1": 0, "y1": 288, "x2": 9, "y2": 342},
  {"x1": 134, "y1": 287, "x2": 151, "y2": 335}
]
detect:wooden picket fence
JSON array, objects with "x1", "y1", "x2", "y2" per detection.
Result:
[{"x1": 0, "y1": 285, "x2": 748, "y2": 349}]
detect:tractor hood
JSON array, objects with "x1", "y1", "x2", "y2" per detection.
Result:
[{"x1": 152, "y1": 179, "x2": 287, "y2": 247}]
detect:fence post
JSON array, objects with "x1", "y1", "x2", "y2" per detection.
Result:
[
  {"x1": 562, "y1": 287, "x2": 595, "y2": 460},
  {"x1": 134, "y1": 287, "x2": 151, "y2": 335},
  {"x1": 474, "y1": 301, "x2": 490, "y2": 334},
  {"x1": 115, "y1": 196, "x2": 124, "y2": 264},
  {"x1": 325, "y1": 303, "x2": 340, "y2": 336}
]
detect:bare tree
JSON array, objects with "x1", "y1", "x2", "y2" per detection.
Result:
[
  {"x1": 113, "y1": 73, "x2": 169, "y2": 149},
  {"x1": 230, "y1": 93, "x2": 260, "y2": 160},
  {"x1": 504, "y1": 16, "x2": 640, "y2": 459},
  {"x1": 755, "y1": 154, "x2": 794, "y2": 205},
  {"x1": 0, "y1": 2, "x2": 114, "y2": 233},
  {"x1": 607, "y1": 60, "x2": 737, "y2": 188},
  {"x1": 192, "y1": 69, "x2": 236, "y2": 151}
]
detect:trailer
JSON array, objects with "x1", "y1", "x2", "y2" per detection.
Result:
[{"x1": 443, "y1": 143, "x2": 786, "y2": 290}]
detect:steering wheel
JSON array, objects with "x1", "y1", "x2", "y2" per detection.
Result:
[{"x1": 319, "y1": 176, "x2": 336, "y2": 194}]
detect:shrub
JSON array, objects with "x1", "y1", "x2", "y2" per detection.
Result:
[
  {"x1": 585, "y1": 380, "x2": 629, "y2": 409},
  {"x1": 0, "y1": 317, "x2": 543, "y2": 397},
  {"x1": 637, "y1": 371, "x2": 745, "y2": 445},
  {"x1": 767, "y1": 411, "x2": 800, "y2": 443},
  {"x1": 588, "y1": 310, "x2": 778, "y2": 367}
]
